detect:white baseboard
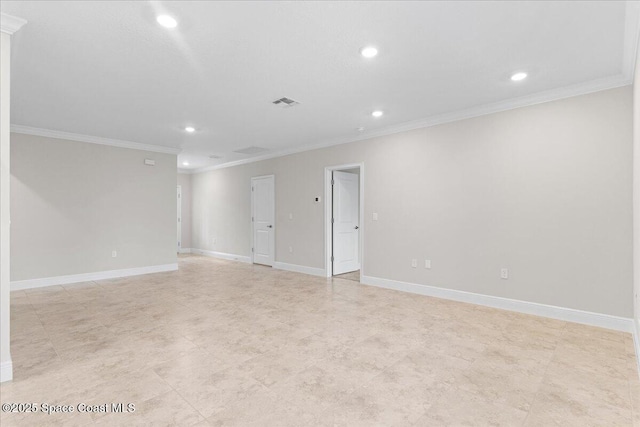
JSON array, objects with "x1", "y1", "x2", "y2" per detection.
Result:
[
  {"x1": 0, "y1": 359, "x2": 13, "y2": 383},
  {"x1": 10, "y1": 263, "x2": 178, "y2": 291},
  {"x1": 273, "y1": 262, "x2": 326, "y2": 277},
  {"x1": 191, "y1": 248, "x2": 251, "y2": 263},
  {"x1": 179, "y1": 248, "x2": 192, "y2": 254},
  {"x1": 360, "y1": 275, "x2": 634, "y2": 333}
]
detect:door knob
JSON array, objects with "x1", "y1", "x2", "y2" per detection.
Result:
[
  {"x1": 267, "y1": 225, "x2": 273, "y2": 228},
  {"x1": 354, "y1": 226, "x2": 359, "y2": 230}
]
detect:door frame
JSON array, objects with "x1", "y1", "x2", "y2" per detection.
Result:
[
  {"x1": 324, "y1": 163, "x2": 364, "y2": 279},
  {"x1": 177, "y1": 185, "x2": 182, "y2": 252},
  {"x1": 251, "y1": 174, "x2": 275, "y2": 265}
]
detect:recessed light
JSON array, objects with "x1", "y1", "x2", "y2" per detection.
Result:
[
  {"x1": 510, "y1": 72, "x2": 527, "y2": 82},
  {"x1": 182, "y1": 161, "x2": 189, "y2": 166},
  {"x1": 360, "y1": 46, "x2": 378, "y2": 58},
  {"x1": 184, "y1": 126, "x2": 195, "y2": 133},
  {"x1": 157, "y1": 15, "x2": 178, "y2": 29},
  {"x1": 371, "y1": 110, "x2": 384, "y2": 118}
]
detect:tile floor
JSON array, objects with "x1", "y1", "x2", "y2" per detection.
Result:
[
  {"x1": 333, "y1": 270, "x2": 360, "y2": 283},
  {"x1": 1, "y1": 254, "x2": 639, "y2": 426}
]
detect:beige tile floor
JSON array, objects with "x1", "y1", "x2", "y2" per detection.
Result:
[
  {"x1": 1, "y1": 254, "x2": 639, "y2": 426},
  {"x1": 333, "y1": 270, "x2": 360, "y2": 282}
]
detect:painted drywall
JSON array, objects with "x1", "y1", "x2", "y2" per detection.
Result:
[
  {"x1": 192, "y1": 86, "x2": 633, "y2": 318},
  {"x1": 1, "y1": 32, "x2": 12, "y2": 381},
  {"x1": 177, "y1": 173, "x2": 192, "y2": 250},
  {"x1": 634, "y1": 41, "x2": 640, "y2": 333},
  {"x1": 10, "y1": 134, "x2": 177, "y2": 281}
]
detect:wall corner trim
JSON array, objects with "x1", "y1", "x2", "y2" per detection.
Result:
[
  {"x1": 10, "y1": 263, "x2": 178, "y2": 291},
  {"x1": 273, "y1": 262, "x2": 326, "y2": 277},
  {"x1": 191, "y1": 248, "x2": 251, "y2": 264},
  {"x1": 1, "y1": 13, "x2": 26, "y2": 35},
  {"x1": 360, "y1": 275, "x2": 635, "y2": 333},
  {"x1": 0, "y1": 359, "x2": 13, "y2": 383}
]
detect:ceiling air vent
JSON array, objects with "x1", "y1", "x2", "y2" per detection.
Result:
[
  {"x1": 233, "y1": 146, "x2": 269, "y2": 155},
  {"x1": 272, "y1": 97, "x2": 300, "y2": 107}
]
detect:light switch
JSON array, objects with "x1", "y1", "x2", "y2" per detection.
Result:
[{"x1": 289, "y1": 213, "x2": 293, "y2": 220}]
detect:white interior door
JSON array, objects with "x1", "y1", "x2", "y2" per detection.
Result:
[
  {"x1": 333, "y1": 171, "x2": 359, "y2": 275},
  {"x1": 177, "y1": 185, "x2": 182, "y2": 252},
  {"x1": 252, "y1": 175, "x2": 275, "y2": 266}
]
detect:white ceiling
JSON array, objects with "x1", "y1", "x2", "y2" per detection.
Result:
[{"x1": 3, "y1": 1, "x2": 639, "y2": 172}]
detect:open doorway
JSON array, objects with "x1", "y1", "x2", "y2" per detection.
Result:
[{"x1": 325, "y1": 163, "x2": 363, "y2": 281}]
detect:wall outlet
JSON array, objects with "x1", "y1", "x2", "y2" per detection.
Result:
[
  {"x1": 289, "y1": 246, "x2": 293, "y2": 253},
  {"x1": 425, "y1": 259, "x2": 431, "y2": 269},
  {"x1": 112, "y1": 250, "x2": 117, "y2": 258},
  {"x1": 501, "y1": 268, "x2": 509, "y2": 279},
  {"x1": 314, "y1": 197, "x2": 321, "y2": 203},
  {"x1": 411, "y1": 259, "x2": 417, "y2": 268},
  {"x1": 373, "y1": 213, "x2": 378, "y2": 221}
]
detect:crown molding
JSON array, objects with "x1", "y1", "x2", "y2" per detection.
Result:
[
  {"x1": 13, "y1": 73, "x2": 627, "y2": 176},
  {"x1": 10, "y1": 125, "x2": 182, "y2": 155},
  {"x1": 192, "y1": 74, "x2": 632, "y2": 175},
  {"x1": 186, "y1": 3, "x2": 640, "y2": 176},
  {"x1": 1, "y1": 13, "x2": 27, "y2": 35},
  {"x1": 9, "y1": 2, "x2": 638, "y2": 175}
]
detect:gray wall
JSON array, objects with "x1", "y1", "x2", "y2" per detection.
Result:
[
  {"x1": 10, "y1": 133, "x2": 177, "y2": 281},
  {"x1": 192, "y1": 86, "x2": 634, "y2": 317},
  {"x1": 177, "y1": 173, "x2": 192, "y2": 250}
]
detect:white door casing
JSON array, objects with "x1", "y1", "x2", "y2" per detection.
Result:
[
  {"x1": 251, "y1": 175, "x2": 275, "y2": 266},
  {"x1": 177, "y1": 185, "x2": 182, "y2": 252},
  {"x1": 332, "y1": 171, "x2": 360, "y2": 275}
]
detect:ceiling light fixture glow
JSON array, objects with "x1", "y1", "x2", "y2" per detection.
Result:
[
  {"x1": 371, "y1": 110, "x2": 384, "y2": 118},
  {"x1": 184, "y1": 126, "x2": 195, "y2": 133},
  {"x1": 182, "y1": 161, "x2": 189, "y2": 166},
  {"x1": 157, "y1": 15, "x2": 178, "y2": 29},
  {"x1": 360, "y1": 46, "x2": 378, "y2": 58},
  {"x1": 510, "y1": 72, "x2": 528, "y2": 82}
]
